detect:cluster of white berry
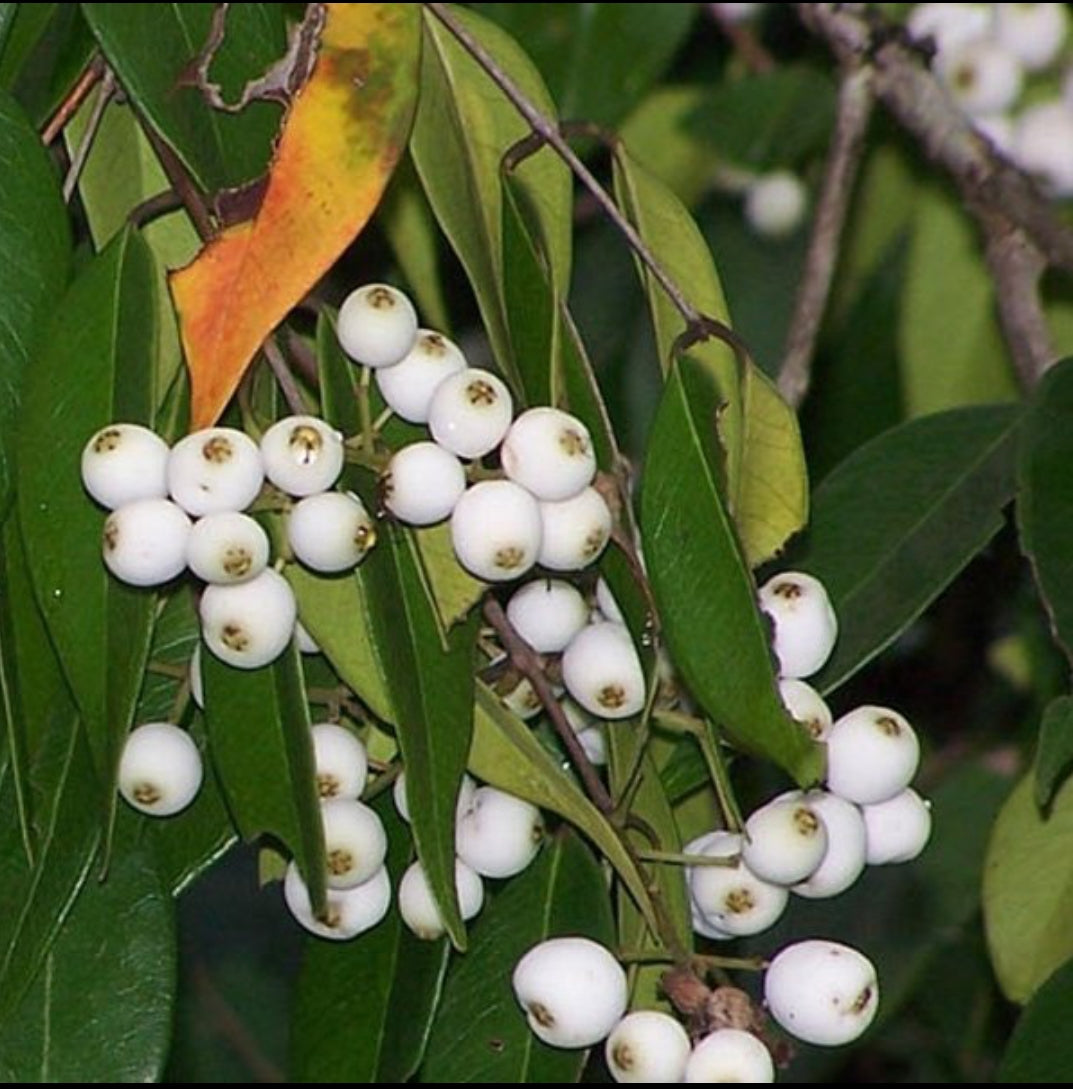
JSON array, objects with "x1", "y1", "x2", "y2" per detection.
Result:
[{"x1": 908, "y1": 3, "x2": 1073, "y2": 195}]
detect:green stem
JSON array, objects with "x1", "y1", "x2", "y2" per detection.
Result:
[
  {"x1": 636, "y1": 848, "x2": 739, "y2": 868},
  {"x1": 358, "y1": 366, "x2": 374, "y2": 453}
]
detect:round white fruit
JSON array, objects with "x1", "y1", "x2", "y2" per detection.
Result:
[
  {"x1": 118, "y1": 722, "x2": 202, "y2": 817},
  {"x1": 167, "y1": 427, "x2": 264, "y2": 517},
  {"x1": 260, "y1": 415, "x2": 344, "y2": 497},
  {"x1": 561, "y1": 622, "x2": 645, "y2": 720},
  {"x1": 825, "y1": 705, "x2": 920, "y2": 805},
  {"x1": 185, "y1": 510, "x2": 270, "y2": 584},
  {"x1": 81, "y1": 422, "x2": 169, "y2": 509},
  {"x1": 450, "y1": 480, "x2": 542, "y2": 582},
  {"x1": 764, "y1": 939, "x2": 879, "y2": 1046},
  {"x1": 398, "y1": 858, "x2": 484, "y2": 941},
  {"x1": 427, "y1": 368, "x2": 513, "y2": 459},
  {"x1": 1011, "y1": 99, "x2": 1073, "y2": 197},
  {"x1": 456, "y1": 785, "x2": 544, "y2": 878},
  {"x1": 507, "y1": 579, "x2": 589, "y2": 654},
  {"x1": 685, "y1": 1029, "x2": 775, "y2": 1083},
  {"x1": 381, "y1": 442, "x2": 466, "y2": 526},
  {"x1": 500, "y1": 407, "x2": 597, "y2": 501},
  {"x1": 375, "y1": 329, "x2": 468, "y2": 423},
  {"x1": 862, "y1": 788, "x2": 932, "y2": 865},
  {"x1": 779, "y1": 677, "x2": 833, "y2": 741},
  {"x1": 336, "y1": 283, "x2": 418, "y2": 368},
  {"x1": 995, "y1": 2, "x2": 1067, "y2": 71},
  {"x1": 744, "y1": 171, "x2": 808, "y2": 239},
  {"x1": 103, "y1": 498, "x2": 191, "y2": 587},
  {"x1": 283, "y1": 860, "x2": 391, "y2": 941},
  {"x1": 938, "y1": 39, "x2": 1022, "y2": 117},
  {"x1": 606, "y1": 1010, "x2": 692, "y2": 1083},
  {"x1": 288, "y1": 491, "x2": 376, "y2": 573},
  {"x1": 758, "y1": 570, "x2": 838, "y2": 679},
  {"x1": 690, "y1": 841, "x2": 788, "y2": 937},
  {"x1": 538, "y1": 487, "x2": 612, "y2": 571},
  {"x1": 512, "y1": 937, "x2": 628, "y2": 1049},
  {"x1": 321, "y1": 797, "x2": 388, "y2": 890},
  {"x1": 311, "y1": 722, "x2": 368, "y2": 801},
  {"x1": 782, "y1": 790, "x2": 867, "y2": 899},
  {"x1": 741, "y1": 796, "x2": 829, "y2": 886},
  {"x1": 199, "y1": 567, "x2": 297, "y2": 670}
]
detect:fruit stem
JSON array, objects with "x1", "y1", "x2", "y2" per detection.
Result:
[
  {"x1": 262, "y1": 336, "x2": 309, "y2": 418},
  {"x1": 636, "y1": 848, "x2": 740, "y2": 868},
  {"x1": 358, "y1": 366, "x2": 375, "y2": 454}
]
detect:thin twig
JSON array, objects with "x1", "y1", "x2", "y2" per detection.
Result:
[
  {"x1": 261, "y1": 336, "x2": 308, "y2": 416},
  {"x1": 62, "y1": 68, "x2": 116, "y2": 203},
  {"x1": 140, "y1": 121, "x2": 214, "y2": 241},
  {"x1": 482, "y1": 597, "x2": 615, "y2": 814},
  {"x1": 127, "y1": 190, "x2": 184, "y2": 229},
  {"x1": 42, "y1": 54, "x2": 105, "y2": 145},
  {"x1": 778, "y1": 62, "x2": 875, "y2": 408},
  {"x1": 423, "y1": 2, "x2": 701, "y2": 329}
]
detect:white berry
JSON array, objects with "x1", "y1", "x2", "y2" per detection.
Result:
[
  {"x1": 689, "y1": 833, "x2": 788, "y2": 937},
  {"x1": 102, "y1": 498, "x2": 191, "y2": 587},
  {"x1": 908, "y1": 3, "x2": 994, "y2": 56},
  {"x1": 199, "y1": 567, "x2": 297, "y2": 670},
  {"x1": 745, "y1": 171, "x2": 808, "y2": 239},
  {"x1": 337, "y1": 283, "x2": 418, "y2": 369},
  {"x1": 321, "y1": 797, "x2": 388, "y2": 890},
  {"x1": 538, "y1": 487, "x2": 612, "y2": 571},
  {"x1": 428, "y1": 368, "x2": 513, "y2": 459},
  {"x1": 500, "y1": 407, "x2": 597, "y2": 501},
  {"x1": 260, "y1": 415, "x2": 344, "y2": 497},
  {"x1": 606, "y1": 1010, "x2": 691, "y2": 1083},
  {"x1": 81, "y1": 423, "x2": 169, "y2": 509},
  {"x1": 512, "y1": 937, "x2": 627, "y2": 1049},
  {"x1": 781, "y1": 790, "x2": 867, "y2": 899},
  {"x1": 381, "y1": 442, "x2": 466, "y2": 526},
  {"x1": 758, "y1": 570, "x2": 838, "y2": 679},
  {"x1": 456, "y1": 785, "x2": 544, "y2": 878},
  {"x1": 741, "y1": 796, "x2": 829, "y2": 886},
  {"x1": 507, "y1": 579, "x2": 589, "y2": 654},
  {"x1": 311, "y1": 723, "x2": 368, "y2": 801},
  {"x1": 561, "y1": 621, "x2": 645, "y2": 720},
  {"x1": 862, "y1": 788, "x2": 932, "y2": 865},
  {"x1": 938, "y1": 40, "x2": 1023, "y2": 117},
  {"x1": 167, "y1": 427, "x2": 264, "y2": 517},
  {"x1": 375, "y1": 329, "x2": 468, "y2": 423},
  {"x1": 1011, "y1": 99, "x2": 1073, "y2": 197},
  {"x1": 779, "y1": 677, "x2": 833, "y2": 741},
  {"x1": 288, "y1": 491, "x2": 376, "y2": 573},
  {"x1": 118, "y1": 722, "x2": 202, "y2": 817},
  {"x1": 685, "y1": 1029, "x2": 775, "y2": 1083},
  {"x1": 764, "y1": 939, "x2": 879, "y2": 1046},
  {"x1": 450, "y1": 480, "x2": 542, "y2": 581},
  {"x1": 186, "y1": 510, "x2": 269, "y2": 584},
  {"x1": 995, "y1": 2, "x2": 1067, "y2": 71},
  {"x1": 398, "y1": 858, "x2": 484, "y2": 941},
  {"x1": 283, "y1": 860, "x2": 391, "y2": 941},
  {"x1": 825, "y1": 705, "x2": 920, "y2": 805},
  {"x1": 562, "y1": 700, "x2": 607, "y2": 766}
]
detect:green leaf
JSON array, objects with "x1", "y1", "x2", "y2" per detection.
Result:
[
  {"x1": 18, "y1": 230, "x2": 158, "y2": 828},
  {"x1": 984, "y1": 771, "x2": 1073, "y2": 1003},
  {"x1": 422, "y1": 830, "x2": 615, "y2": 1083},
  {"x1": 641, "y1": 359, "x2": 822, "y2": 784},
  {"x1": 361, "y1": 526, "x2": 478, "y2": 949},
  {"x1": 290, "y1": 797, "x2": 450, "y2": 1083},
  {"x1": 410, "y1": 4, "x2": 570, "y2": 393},
  {"x1": 470, "y1": 684, "x2": 658, "y2": 935},
  {"x1": 999, "y1": 955, "x2": 1073, "y2": 1082},
  {"x1": 474, "y1": 3, "x2": 697, "y2": 128},
  {"x1": 202, "y1": 641, "x2": 326, "y2": 912},
  {"x1": 82, "y1": 3, "x2": 286, "y2": 193},
  {"x1": 612, "y1": 147, "x2": 807, "y2": 565},
  {"x1": 1018, "y1": 358, "x2": 1073, "y2": 668},
  {"x1": 0, "y1": 87, "x2": 70, "y2": 517},
  {"x1": 795, "y1": 404, "x2": 1021, "y2": 694},
  {"x1": 412, "y1": 523, "x2": 486, "y2": 632},
  {"x1": 315, "y1": 308, "x2": 361, "y2": 436},
  {"x1": 286, "y1": 564, "x2": 395, "y2": 726},
  {"x1": 1035, "y1": 697, "x2": 1073, "y2": 810},
  {"x1": 0, "y1": 817, "x2": 174, "y2": 1081},
  {"x1": 901, "y1": 182, "x2": 1018, "y2": 416},
  {"x1": 0, "y1": 5, "x2": 17, "y2": 58}
]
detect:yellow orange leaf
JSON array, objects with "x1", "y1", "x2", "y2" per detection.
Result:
[{"x1": 171, "y1": 4, "x2": 421, "y2": 429}]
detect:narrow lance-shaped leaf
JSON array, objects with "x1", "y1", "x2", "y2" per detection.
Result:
[
  {"x1": 1018, "y1": 358, "x2": 1073, "y2": 668},
  {"x1": 411, "y1": 4, "x2": 571, "y2": 395},
  {"x1": 1035, "y1": 696, "x2": 1073, "y2": 810},
  {"x1": 0, "y1": 87, "x2": 71, "y2": 517},
  {"x1": 171, "y1": 3, "x2": 421, "y2": 428},
  {"x1": 290, "y1": 797, "x2": 450, "y2": 1083},
  {"x1": 18, "y1": 230, "x2": 159, "y2": 830},
  {"x1": 641, "y1": 358, "x2": 822, "y2": 785},
  {"x1": 422, "y1": 830, "x2": 615, "y2": 1084},
  {"x1": 201, "y1": 641, "x2": 326, "y2": 912},
  {"x1": 796, "y1": 403, "x2": 1021, "y2": 694},
  {"x1": 362, "y1": 525, "x2": 478, "y2": 949}
]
